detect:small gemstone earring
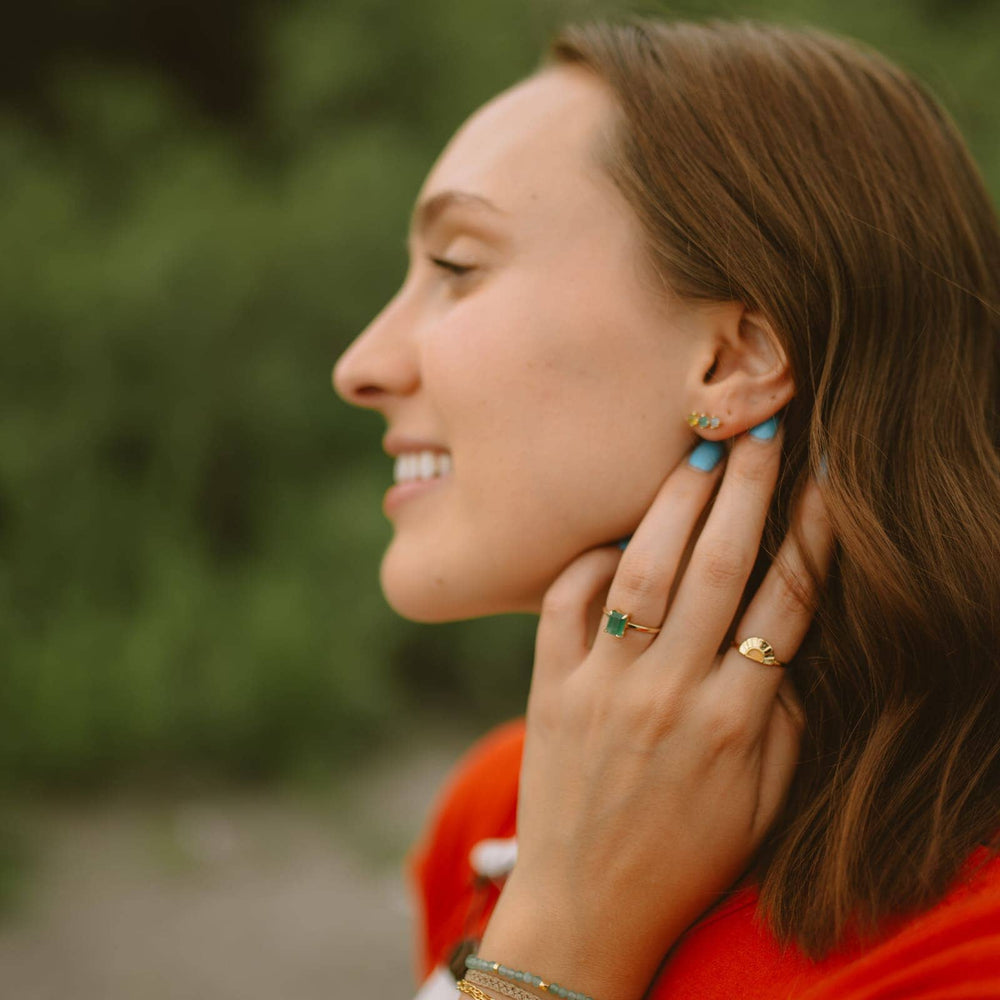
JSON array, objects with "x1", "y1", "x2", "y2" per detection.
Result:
[{"x1": 686, "y1": 412, "x2": 722, "y2": 430}]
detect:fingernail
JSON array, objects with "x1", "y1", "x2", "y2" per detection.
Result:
[
  {"x1": 748, "y1": 415, "x2": 781, "y2": 441},
  {"x1": 817, "y1": 453, "x2": 828, "y2": 482},
  {"x1": 616, "y1": 535, "x2": 632, "y2": 551},
  {"x1": 688, "y1": 439, "x2": 725, "y2": 472}
]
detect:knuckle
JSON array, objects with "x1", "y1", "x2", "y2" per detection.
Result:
[
  {"x1": 705, "y1": 700, "x2": 753, "y2": 752},
  {"x1": 728, "y1": 452, "x2": 777, "y2": 501},
  {"x1": 700, "y1": 539, "x2": 752, "y2": 589},
  {"x1": 615, "y1": 557, "x2": 662, "y2": 604},
  {"x1": 775, "y1": 577, "x2": 812, "y2": 619},
  {"x1": 771, "y1": 558, "x2": 816, "y2": 618},
  {"x1": 565, "y1": 675, "x2": 615, "y2": 729},
  {"x1": 647, "y1": 683, "x2": 688, "y2": 734},
  {"x1": 540, "y1": 588, "x2": 577, "y2": 621}
]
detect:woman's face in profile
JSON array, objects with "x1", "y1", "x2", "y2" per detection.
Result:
[{"x1": 334, "y1": 66, "x2": 703, "y2": 621}]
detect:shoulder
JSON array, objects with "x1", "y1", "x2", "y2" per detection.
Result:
[
  {"x1": 414, "y1": 717, "x2": 525, "y2": 864},
  {"x1": 650, "y1": 849, "x2": 1000, "y2": 1000},
  {"x1": 798, "y1": 849, "x2": 1000, "y2": 1000},
  {"x1": 427, "y1": 717, "x2": 526, "y2": 823},
  {"x1": 407, "y1": 718, "x2": 525, "y2": 979}
]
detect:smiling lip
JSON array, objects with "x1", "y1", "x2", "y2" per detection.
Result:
[
  {"x1": 381, "y1": 434, "x2": 452, "y2": 516},
  {"x1": 383, "y1": 473, "x2": 450, "y2": 516}
]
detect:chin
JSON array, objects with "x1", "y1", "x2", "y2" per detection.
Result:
[{"x1": 378, "y1": 547, "x2": 545, "y2": 622}]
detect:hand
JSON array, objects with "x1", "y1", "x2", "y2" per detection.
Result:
[{"x1": 478, "y1": 425, "x2": 834, "y2": 1000}]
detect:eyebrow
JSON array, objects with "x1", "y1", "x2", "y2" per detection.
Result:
[{"x1": 408, "y1": 189, "x2": 507, "y2": 240}]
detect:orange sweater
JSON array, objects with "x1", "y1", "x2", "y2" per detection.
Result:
[{"x1": 409, "y1": 719, "x2": 1000, "y2": 999}]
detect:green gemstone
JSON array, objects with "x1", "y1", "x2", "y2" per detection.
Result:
[
  {"x1": 698, "y1": 414, "x2": 710, "y2": 428},
  {"x1": 604, "y1": 609, "x2": 628, "y2": 637}
]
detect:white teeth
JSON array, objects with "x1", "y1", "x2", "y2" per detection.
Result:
[{"x1": 393, "y1": 450, "x2": 452, "y2": 484}]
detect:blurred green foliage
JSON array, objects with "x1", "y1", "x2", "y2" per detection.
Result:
[{"x1": 0, "y1": 0, "x2": 997, "y2": 786}]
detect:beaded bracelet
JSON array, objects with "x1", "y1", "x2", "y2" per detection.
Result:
[
  {"x1": 467, "y1": 968, "x2": 543, "y2": 1000},
  {"x1": 466, "y1": 954, "x2": 596, "y2": 1000}
]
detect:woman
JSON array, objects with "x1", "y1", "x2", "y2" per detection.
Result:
[{"x1": 334, "y1": 17, "x2": 1000, "y2": 1000}]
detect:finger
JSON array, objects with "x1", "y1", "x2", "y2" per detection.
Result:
[
  {"x1": 750, "y1": 685, "x2": 804, "y2": 841},
  {"x1": 594, "y1": 440, "x2": 726, "y2": 659},
  {"x1": 774, "y1": 672, "x2": 806, "y2": 731},
  {"x1": 650, "y1": 421, "x2": 783, "y2": 677},
  {"x1": 723, "y1": 477, "x2": 835, "y2": 728},
  {"x1": 534, "y1": 545, "x2": 623, "y2": 688}
]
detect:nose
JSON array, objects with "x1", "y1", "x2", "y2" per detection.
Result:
[{"x1": 332, "y1": 293, "x2": 420, "y2": 410}]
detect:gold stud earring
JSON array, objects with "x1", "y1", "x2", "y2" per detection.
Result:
[{"x1": 686, "y1": 412, "x2": 722, "y2": 430}]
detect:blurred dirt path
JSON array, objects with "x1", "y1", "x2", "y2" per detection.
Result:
[{"x1": 0, "y1": 731, "x2": 477, "y2": 1000}]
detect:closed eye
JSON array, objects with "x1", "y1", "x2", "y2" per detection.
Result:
[{"x1": 429, "y1": 256, "x2": 475, "y2": 277}]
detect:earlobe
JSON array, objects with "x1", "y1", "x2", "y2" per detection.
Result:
[{"x1": 687, "y1": 411, "x2": 723, "y2": 430}]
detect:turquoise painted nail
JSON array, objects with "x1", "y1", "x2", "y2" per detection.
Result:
[
  {"x1": 817, "y1": 453, "x2": 828, "y2": 481},
  {"x1": 749, "y1": 415, "x2": 780, "y2": 441},
  {"x1": 688, "y1": 440, "x2": 724, "y2": 472}
]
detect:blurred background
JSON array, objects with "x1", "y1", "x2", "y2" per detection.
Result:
[{"x1": 0, "y1": 0, "x2": 996, "y2": 996}]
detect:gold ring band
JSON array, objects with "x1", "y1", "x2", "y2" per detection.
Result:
[
  {"x1": 734, "y1": 636, "x2": 784, "y2": 667},
  {"x1": 602, "y1": 607, "x2": 662, "y2": 639}
]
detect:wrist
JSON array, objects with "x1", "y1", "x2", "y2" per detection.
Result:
[{"x1": 476, "y1": 870, "x2": 686, "y2": 1000}]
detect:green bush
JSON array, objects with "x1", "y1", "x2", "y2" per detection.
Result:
[{"x1": 0, "y1": 0, "x2": 996, "y2": 785}]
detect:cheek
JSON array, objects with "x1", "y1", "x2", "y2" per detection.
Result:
[
  {"x1": 391, "y1": 272, "x2": 687, "y2": 617},
  {"x1": 428, "y1": 282, "x2": 674, "y2": 523}
]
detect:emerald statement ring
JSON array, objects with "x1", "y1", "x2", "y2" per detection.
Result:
[{"x1": 602, "y1": 607, "x2": 663, "y2": 639}]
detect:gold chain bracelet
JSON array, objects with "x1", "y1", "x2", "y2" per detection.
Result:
[{"x1": 457, "y1": 980, "x2": 495, "y2": 1000}]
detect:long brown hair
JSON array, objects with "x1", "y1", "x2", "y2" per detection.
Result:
[{"x1": 544, "y1": 18, "x2": 1000, "y2": 958}]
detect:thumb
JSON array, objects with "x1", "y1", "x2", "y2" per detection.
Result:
[{"x1": 532, "y1": 544, "x2": 622, "y2": 692}]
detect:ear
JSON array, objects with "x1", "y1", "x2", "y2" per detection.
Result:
[{"x1": 685, "y1": 303, "x2": 794, "y2": 437}]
